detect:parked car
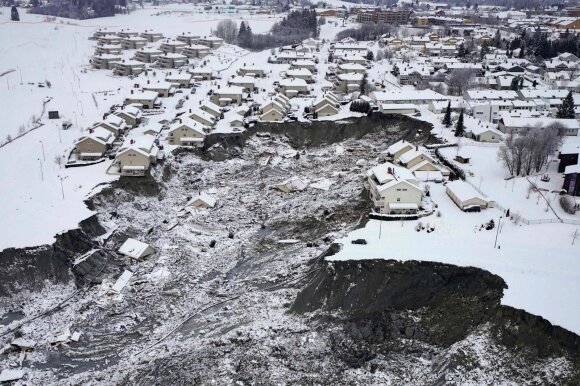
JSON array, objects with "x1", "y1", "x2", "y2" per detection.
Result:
[{"x1": 351, "y1": 239, "x2": 367, "y2": 245}]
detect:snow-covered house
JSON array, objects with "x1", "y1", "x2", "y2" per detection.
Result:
[
  {"x1": 143, "y1": 81, "x2": 175, "y2": 98},
  {"x1": 176, "y1": 32, "x2": 200, "y2": 45},
  {"x1": 158, "y1": 53, "x2": 188, "y2": 69},
  {"x1": 211, "y1": 86, "x2": 244, "y2": 106},
  {"x1": 198, "y1": 36, "x2": 224, "y2": 49},
  {"x1": 166, "y1": 118, "x2": 206, "y2": 147},
  {"x1": 498, "y1": 114, "x2": 580, "y2": 136},
  {"x1": 284, "y1": 69, "x2": 314, "y2": 83},
  {"x1": 114, "y1": 104, "x2": 143, "y2": 128},
  {"x1": 133, "y1": 48, "x2": 163, "y2": 63},
  {"x1": 186, "y1": 193, "x2": 217, "y2": 209},
  {"x1": 382, "y1": 140, "x2": 414, "y2": 161},
  {"x1": 238, "y1": 66, "x2": 266, "y2": 77},
  {"x1": 228, "y1": 76, "x2": 257, "y2": 93},
  {"x1": 182, "y1": 44, "x2": 211, "y2": 59},
  {"x1": 91, "y1": 54, "x2": 121, "y2": 70},
  {"x1": 312, "y1": 93, "x2": 340, "y2": 117},
  {"x1": 160, "y1": 40, "x2": 188, "y2": 54},
  {"x1": 397, "y1": 148, "x2": 437, "y2": 168},
  {"x1": 189, "y1": 108, "x2": 216, "y2": 127},
  {"x1": 91, "y1": 115, "x2": 127, "y2": 137},
  {"x1": 114, "y1": 60, "x2": 146, "y2": 76},
  {"x1": 290, "y1": 59, "x2": 317, "y2": 72},
  {"x1": 113, "y1": 135, "x2": 160, "y2": 176},
  {"x1": 118, "y1": 238, "x2": 155, "y2": 259},
  {"x1": 200, "y1": 101, "x2": 223, "y2": 119},
  {"x1": 337, "y1": 63, "x2": 367, "y2": 75},
  {"x1": 278, "y1": 78, "x2": 309, "y2": 97},
  {"x1": 140, "y1": 30, "x2": 164, "y2": 42},
  {"x1": 445, "y1": 180, "x2": 490, "y2": 211},
  {"x1": 366, "y1": 162, "x2": 423, "y2": 214},
  {"x1": 74, "y1": 127, "x2": 115, "y2": 160},
  {"x1": 370, "y1": 90, "x2": 448, "y2": 105},
  {"x1": 124, "y1": 90, "x2": 159, "y2": 109},
  {"x1": 120, "y1": 36, "x2": 148, "y2": 50},
  {"x1": 189, "y1": 68, "x2": 214, "y2": 81},
  {"x1": 334, "y1": 73, "x2": 364, "y2": 93}
]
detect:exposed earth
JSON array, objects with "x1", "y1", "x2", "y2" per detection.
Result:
[{"x1": 1, "y1": 115, "x2": 579, "y2": 385}]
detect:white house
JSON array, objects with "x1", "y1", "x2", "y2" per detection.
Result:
[{"x1": 366, "y1": 162, "x2": 423, "y2": 214}]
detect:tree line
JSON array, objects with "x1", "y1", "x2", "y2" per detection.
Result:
[{"x1": 215, "y1": 8, "x2": 319, "y2": 51}]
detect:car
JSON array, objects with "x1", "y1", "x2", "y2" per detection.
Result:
[
  {"x1": 351, "y1": 239, "x2": 367, "y2": 245},
  {"x1": 413, "y1": 112, "x2": 422, "y2": 117}
]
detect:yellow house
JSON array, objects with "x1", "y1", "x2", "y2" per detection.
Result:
[{"x1": 166, "y1": 119, "x2": 206, "y2": 147}]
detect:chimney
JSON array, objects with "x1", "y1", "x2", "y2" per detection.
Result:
[
  {"x1": 89, "y1": 128, "x2": 94, "y2": 133},
  {"x1": 131, "y1": 89, "x2": 134, "y2": 94},
  {"x1": 179, "y1": 119, "x2": 182, "y2": 124},
  {"x1": 147, "y1": 80, "x2": 150, "y2": 84},
  {"x1": 189, "y1": 108, "x2": 192, "y2": 113},
  {"x1": 130, "y1": 139, "x2": 135, "y2": 144},
  {"x1": 387, "y1": 167, "x2": 392, "y2": 175}
]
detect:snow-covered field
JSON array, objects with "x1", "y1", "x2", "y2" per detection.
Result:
[
  {"x1": 330, "y1": 182, "x2": 580, "y2": 335},
  {"x1": 0, "y1": 6, "x2": 283, "y2": 251}
]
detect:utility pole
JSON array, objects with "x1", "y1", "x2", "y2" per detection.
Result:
[
  {"x1": 59, "y1": 176, "x2": 65, "y2": 200},
  {"x1": 38, "y1": 159, "x2": 44, "y2": 181},
  {"x1": 494, "y1": 216, "x2": 502, "y2": 248},
  {"x1": 40, "y1": 141, "x2": 46, "y2": 161}
]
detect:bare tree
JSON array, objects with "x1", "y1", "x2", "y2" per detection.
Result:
[
  {"x1": 445, "y1": 69, "x2": 477, "y2": 96},
  {"x1": 215, "y1": 19, "x2": 238, "y2": 43},
  {"x1": 498, "y1": 125, "x2": 562, "y2": 176}
]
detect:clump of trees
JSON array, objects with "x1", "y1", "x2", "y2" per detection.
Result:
[
  {"x1": 29, "y1": 0, "x2": 122, "y2": 19},
  {"x1": 236, "y1": 9, "x2": 319, "y2": 50},
  {"x1": 214, "y1": 19, "x2": 238, "y2": 43},
  {"x1": 335, "y1": 22, "x2": 393, "y2": 41},
  {"x1": 350, "y1": 99, "x2": 371, "y2": 113},
  {"x1": 446, "y1": 69, "x2": 477, "y2": 96},
  {"x1": 497, "y1": 125, "x2": 563, "y2": 176}
]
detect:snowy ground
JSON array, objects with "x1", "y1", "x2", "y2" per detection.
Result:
[
  {"x1": 330, "y1": 182, "x2": 580, "y2": 335},
  {"x1": 0, "y1": 5, "x2": 282, "y2": 251}
]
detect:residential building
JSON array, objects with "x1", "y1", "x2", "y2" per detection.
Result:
[
  {"x1": 166, "y1": 118, "x2": 206, "y2": 147},
  {"x1": 366, "y1": 162, "x2": 423, "y2": 214}
]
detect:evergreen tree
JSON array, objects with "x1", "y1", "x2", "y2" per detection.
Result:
[
  {"x1": 361, "y1": 73, "x2": 368, "y2": 94},
  {"x1": 455, "y1": 110, "x2": 465, "y2": 137},
  {"x1": 11, "y1": 6, "x2": 19, "y2": 21},
  {"x1": 365, "y1": 50, "x2": 374, "y2": 61},
  {"x1": 479, "y1": 41, "x2": 490, "y2": 60},
  {"x1": 457, "y1": 43, "x2": 466, "y2": 58},
  {"x1": 510, "y1": 76, "x2": 521, "y2": 91},
  {"x1": 557, "y1": 91, "x2": 575, "y2": 119},
  {"x1": 518, "y1": 45, "x2": 525, "y2": 58},
  {"x1": 391, "y1": 64, "x2": 399, "y2": 76},
  {"x1": 442, "y1": 101, "x2": 452, "y2": 128},
  {"x1": 492, "y1": 30, "x2": 501, "y2": 48}
]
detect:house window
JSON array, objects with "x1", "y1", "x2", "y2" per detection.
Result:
[{"x1": 397, "y1": 198, "x2": 401, "y2": 202}]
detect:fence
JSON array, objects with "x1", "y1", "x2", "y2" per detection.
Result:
[{"x1": 434, "y1": 150, "x2": 579, "y2": 227}]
